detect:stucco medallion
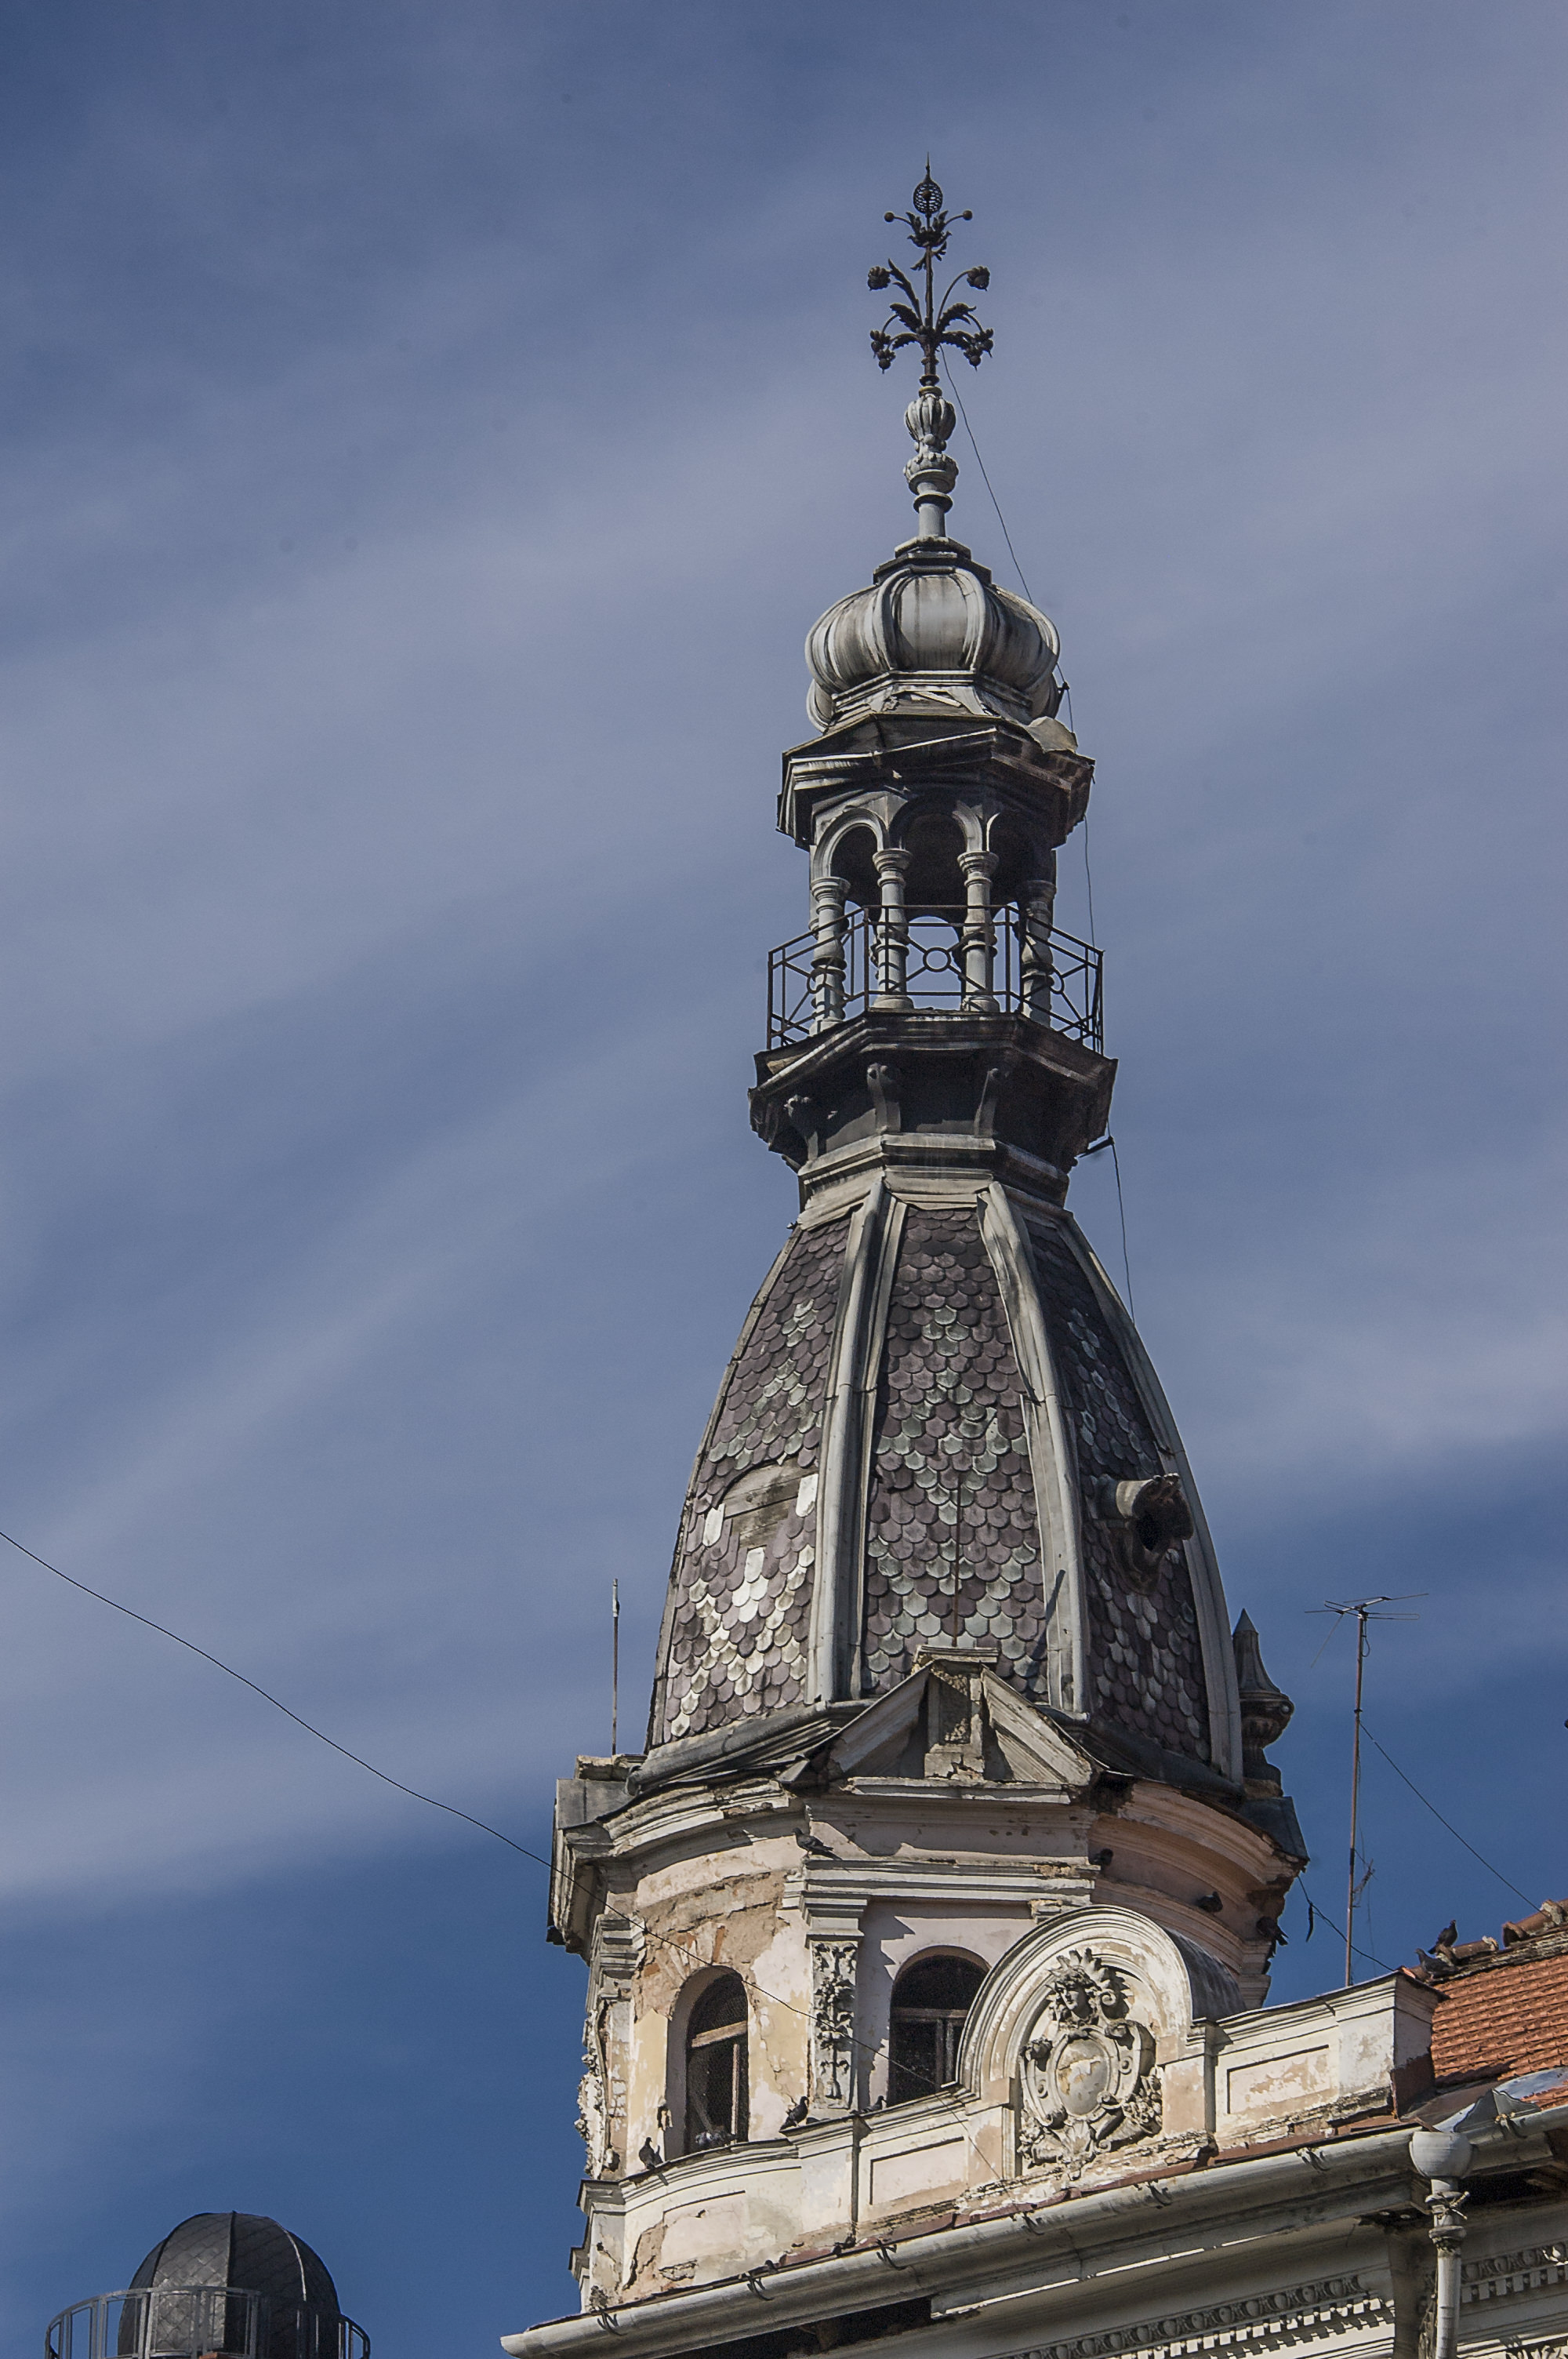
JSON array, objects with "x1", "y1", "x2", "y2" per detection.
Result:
[{"x1": 1019, "y1": 1949, "x2": 1159, "y2": 2175}]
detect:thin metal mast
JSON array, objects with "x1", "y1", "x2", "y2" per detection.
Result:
[
  {"x1": 611, "y1": 1578, "x2": 620, "y2": 1757},
  {"x1": 1345, "y1": 1607, "x2": 1368, "y2": 1988},
  {"x1": 1319, "y1": 1594, "x2": 1423, "y2": 1985}
]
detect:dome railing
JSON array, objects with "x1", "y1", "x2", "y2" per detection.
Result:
[
  {"x1": 767, "y1": 903, "x2": 1102, "y2": 1053},
  {"x1": 45, "y1": 2291, "x2": 369, "y2": 2359}
]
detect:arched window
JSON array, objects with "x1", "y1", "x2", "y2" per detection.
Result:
[
  {"x1": 888, "y1": 1954, "x2": 985, "y2": 2106},
  {"x1": 684, "y1": 1972, "x2": 749, "y2": 2152}
]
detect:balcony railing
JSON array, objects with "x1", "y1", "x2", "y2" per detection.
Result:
[
  {"x1": 45, "y1": 2291, "x2": 369, "y2": 2359},
  {"x1": 767, "y1": 904, "x2": 1103, "y2": 1054}
]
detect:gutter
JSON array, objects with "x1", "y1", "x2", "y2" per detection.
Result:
[{"x1": 498, "y1": 2107, "x2": 1567, "y2": 2359}]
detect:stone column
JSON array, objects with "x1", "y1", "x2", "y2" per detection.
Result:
[
  {"x1": 1018, "y1": 867, "x2": 1056, "y2": 1025},
  {"x1": 871, "y1": 848, "x2": 913, "y2": 1011},
  {"x1": 809, "y1": 876, "x2": 849, "y2": 1032},
  {"x1": 959, "y1": 849, "x2": 999, "y2": 1012}
]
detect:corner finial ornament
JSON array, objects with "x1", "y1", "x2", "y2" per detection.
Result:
[{"x1": 868, "y1": 166, "x2": 993, "y2": 539}]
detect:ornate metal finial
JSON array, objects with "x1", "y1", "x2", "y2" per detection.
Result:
[{"x1": 868, "y1": 166, "x2": 993, "y2": 540}]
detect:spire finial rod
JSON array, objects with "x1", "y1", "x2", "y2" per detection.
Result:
[{"x1": 868, "y1": 169, "x2": 993, "y2": 539}]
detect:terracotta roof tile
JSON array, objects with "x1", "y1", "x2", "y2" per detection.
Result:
[{"x1": 1431, "y1": 1950, "x2": 1568, "y2": 2085}]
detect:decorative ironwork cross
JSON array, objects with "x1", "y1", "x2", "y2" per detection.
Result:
[{"x1": 868, "y1": 166, "x2": 993, "y2": 385}]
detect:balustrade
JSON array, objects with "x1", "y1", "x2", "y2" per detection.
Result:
[
  {"x1": 767, "y1": 905, "x2": 1102, "y2": 1054},
  {"x1": 45, "y1": 2292, "x2": 368, "y2": 2359}
]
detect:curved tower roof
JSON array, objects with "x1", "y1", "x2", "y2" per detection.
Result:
[{"x1": 647, "y1": 1181, "x2": 1236, "y2": 1786}]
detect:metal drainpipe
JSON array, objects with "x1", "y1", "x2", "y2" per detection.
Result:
[{"x1": 1409, "y1": 2127, "x2": 1474, "y2": 2359}]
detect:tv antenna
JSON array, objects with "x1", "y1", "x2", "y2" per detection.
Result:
[
  {"x1": 611, "y1": 1578, "x2": 621, "y2": 1757},
  {"x1": 1315, "y1": 1594, "x2": 1424, "y2": 1985}
]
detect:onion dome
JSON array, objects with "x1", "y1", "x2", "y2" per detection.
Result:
[{"x1": 805, "y1": 539, "x2": 1063, "y2": 732}]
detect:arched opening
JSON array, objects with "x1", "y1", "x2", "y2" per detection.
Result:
[
  {"x1": 898, "y1": 809, "x2": 967, "y2": 914},
  {"x1": 828, "y1": 823, "x2": 880, "y2": 910},
  {"x1": 887, "y1": 1954, "x2": 985, "y2": 2106},
  {"x1": 684, "y1": 1972, "x2": 749, "y2": 2151}
]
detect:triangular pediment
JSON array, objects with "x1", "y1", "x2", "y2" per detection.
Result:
[{"x1": 824, "y1": 1655, "x2": 1097, "y2": 1795}]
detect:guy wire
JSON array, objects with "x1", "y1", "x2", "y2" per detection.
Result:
[
  {"x1": 1362, "y1": 1725, "x2": 1533, "y2": 1906},
  {"x1": 942, "y1": 356, "x2": 1098, "y2": 946}
]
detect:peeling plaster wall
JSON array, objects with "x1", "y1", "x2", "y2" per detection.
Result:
[{"x1": 622, "y1": 1851, "x2": 808, "y2": 2160}]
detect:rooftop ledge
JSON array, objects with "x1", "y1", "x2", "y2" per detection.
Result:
[
  {"x1": 503, "y1": 2090, "x2": 1568, "y2": 2359},
  {"x1": 503, "y1": 1972, "x2": 1530, "y2": 2358}
]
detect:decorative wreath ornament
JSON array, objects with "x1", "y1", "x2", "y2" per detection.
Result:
[{"x1": 1018, "y1": 1950, "x2": 1160, "y2": 2175}]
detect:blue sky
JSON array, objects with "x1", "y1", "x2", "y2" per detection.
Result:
[{"x1": 0, "y1": 2, "x2": 1563, "y2": 2351}]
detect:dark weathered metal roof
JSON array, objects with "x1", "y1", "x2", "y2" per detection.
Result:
[
  {"x1": 647, "y1": 1194, "x2": 1236, "y2": 1783},
  {"x1": 129, "y1": 2215, "x2": 339, "y2": 2317}
]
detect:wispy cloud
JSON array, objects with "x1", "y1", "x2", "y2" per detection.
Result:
[{"x1": 0, "y1": 3, "x2": 1563, "y2": 2350}]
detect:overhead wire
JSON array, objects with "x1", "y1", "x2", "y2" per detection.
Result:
[
  {"x1": 1362, "y1": 1725, "x2": 1534, "y2": 1909},
  {"x1": 942, "y1": 358, "x2": 1035, "y2": 605},
  {"x1": 943, "y1": 370, "x2": 1125, "y2": 1314},
  {"x1": 2, "y1": 338, "x2": 1539, "y2": 2165},
  {"x1": 13, "y1": 1514, "x2": 1535, "y2": 2145},
  {"x1": 0, "y1": 1524, "x2": 553, "y2": 1870},
  {"x1": 1307, "y1": 1604, "x2": 1535, "y2": 1914},
  {"x1": 1295, "y1": 1881, "x2": 1389, "y2": 1975},
  {"x1": 0, "y1": 1521, "x2": 1022, "y2": 2135},
  {"x1": 941, "y1": 358, "x2": 1098, "y2": 948},
  {"x1": 1081, "y1": 1136, "x2": 1135, "y2": 1318}
]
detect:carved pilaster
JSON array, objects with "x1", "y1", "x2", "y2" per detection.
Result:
[
  {"x1": 808, "y1": 1936, "x2": 862, "y2": 2114},
  {"x1": 577, "y1": 1914, "x2": 643, "y2": 2180}
]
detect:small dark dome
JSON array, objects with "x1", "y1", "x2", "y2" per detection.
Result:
[
  {"x1": 130, "y1": 2216, "x2": 340, "y2": 2317},
  {"x1": 115, "y1": 2215, "x2": 350, "y2": 2359}
]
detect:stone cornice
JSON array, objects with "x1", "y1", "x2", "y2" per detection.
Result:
[
  {"x1": 992, "y1": 2272, "x2": 1392, "y2": 2359},
  {"x1": 1463, "y1": 2237, "x2": 1568, "y2": 2304},
  {"x1": 503, "y1": 2110, "x2": 1568, "y2": 2359}
]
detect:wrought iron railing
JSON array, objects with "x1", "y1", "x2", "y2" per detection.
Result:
[
  {"x1": 767, "y1": 905, "x2": 1102, "y2": 1053},
  {"x1": 45, "y1": 2290, "x2": 369, "y2": 2359}
]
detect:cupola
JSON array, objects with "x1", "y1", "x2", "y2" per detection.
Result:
[{"x1": 46, "y1": 2212, "x2": 366, "y2": 2359}]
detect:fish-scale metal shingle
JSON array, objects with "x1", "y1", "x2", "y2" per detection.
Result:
[
  {"x1": 1028, "y1": 1217, "x2": 1211, "y2": 1762},
  {"x1": 862, "y1": 1206, "x2": 1046, "y2": 1694},
  {"x1": 655, "y1": 1216, "x2": 848, "y2": 1743}
]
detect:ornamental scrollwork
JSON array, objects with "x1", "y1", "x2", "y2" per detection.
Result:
[
  {"x1": 867, "y1": 169, "x2": 993, "y2": 382},
  {"x1": 809, "y1": 1938, "x2": 859, "y2": 2110},
  {"x1": 1018, "y1": 1949, "x2": 1160, "y2": 2175},
  {"x1": 575, "y1": 1998, "x2": 620, "y2": 2178}
]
